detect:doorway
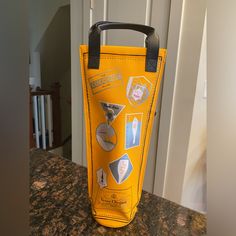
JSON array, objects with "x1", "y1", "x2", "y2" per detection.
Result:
[{"x1": 29, "y1": 0, "x2": 72, "y2": 159}]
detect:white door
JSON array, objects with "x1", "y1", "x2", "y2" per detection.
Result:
[
  {"x1": 71, "y1": 0, "x2": 171, "y2": 193},
  {"x1": 71, "y1": 0, "x2": 206, "y2": 205}
]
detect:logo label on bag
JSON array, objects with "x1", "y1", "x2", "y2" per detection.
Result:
[
  {"x1": 97, "y1": 168, "x2": 107, "y2": 188},
  {"x1": 100, "y1": 101, "x2": 125, "y2": 124},
  {"x1": 94, "y1": 187, "x2": 132, "y2": 213},
  {"x1": 125, "y1": 113, "x2": 143, "y2": 149},
  {"x1": 109, "y1": 154, "x2": 133, "y2": 184},
  {"x1": 96, "y1": 123, "x2": 117, "y2": 151},
  {"x1": 126, "y1": 76, "x2": 152, "y2": 105},
  {"x1": 89, "y1": 70, "x2": 122, "y2": 94}
]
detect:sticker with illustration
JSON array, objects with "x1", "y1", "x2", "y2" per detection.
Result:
[
  {"x1": 125, "y1": 113, "x2": 143, "y2": 149},
  {"x1": 89, "y1": 70, "x2": 122, "y2": 94},
  {"x1": 97, "y1": 168, "x2": 107, "y2": 188},
  {"x1": 96, "y1": 123, "x2": 117, "y2": 151},
  {"x1": 109, "y1": 153, "x2": 133, "y2": 184},
  {"x1": 126, "y1": 76, "x2": 152, "y2": 106},
  {"x1": 100, "y1": 101, "x2": 125, "y2": 125}
]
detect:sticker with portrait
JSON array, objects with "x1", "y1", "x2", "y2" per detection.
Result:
[{"x1": 126, "y1": 76, "x2": 152, "y2": 106}]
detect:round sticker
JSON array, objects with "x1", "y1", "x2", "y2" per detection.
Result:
[{"x1": 96, "y1": 123, "x2": 117, "y2": 151}]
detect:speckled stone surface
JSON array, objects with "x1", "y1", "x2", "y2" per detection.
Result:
[{"x1": 30, "y1": 149, "x2": 206, "y2": 236}]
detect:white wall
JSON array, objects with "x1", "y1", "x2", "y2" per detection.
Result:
[
  {"x1": 208, "y1": 1, "x2": 236, "y2": 235},
  {"x1": 29, "y1": 0, "x2": 69, "y2": 88},
  {"x1": 181, "y1": 15, "x2": 207, "y2": 213}
]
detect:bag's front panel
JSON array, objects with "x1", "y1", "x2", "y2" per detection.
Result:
[{"x1": 80, "y1": 45, "x2": 166, "y2": 227}]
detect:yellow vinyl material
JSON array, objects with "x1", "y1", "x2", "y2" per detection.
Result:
[{"x1": 80, "y1": 45, "x2": 166, "y2": 228}]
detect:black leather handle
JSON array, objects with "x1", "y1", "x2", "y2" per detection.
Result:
[{"x1": 88, "y1": 21, "x2": 159, "y2": 72}]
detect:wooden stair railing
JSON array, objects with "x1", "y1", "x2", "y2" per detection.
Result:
[{"x1": 29, "y1": 82, "x2": 61, "y2": 150}]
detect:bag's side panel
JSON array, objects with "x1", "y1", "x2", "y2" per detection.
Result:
[{"x1": 80, "y1": 46, "x2": 93, "y2": 199}]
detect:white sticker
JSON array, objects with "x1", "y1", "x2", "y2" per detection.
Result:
[
  {"x1": 97, "y1": 168, "x2": 107, "y2": 188},
  {"x1": 126, "y1": 76, "x2": 152, "y2": 106},
  {"x1": 109, "y1": 154, "x2": 133, "y2": 184},
  {"x1": 117, "y1": 160, "x2": 129, "y2": 184},
  {"x1": 131, "y1": 85, "x2": 144, "y2": 101},
  {"x1": 100, "y1": 101, "x2": 125, "y2": 124},
  {"x1": 125, "y1": 113, "x2": 143, "y2": 149},
  {"x1": 96, "y1": 123, "x2": 117, "y2": 151}
]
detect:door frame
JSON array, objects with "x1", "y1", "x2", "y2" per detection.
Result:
[
  {"x1": 71, "y1": 0, "x2": 84, "y2": 165},
  {"x1": 153, "y1": 0, "x2": 206, "y2": 204},
  {"x1": 153, "y1": 0, "x2": 185, "y2": 197}
]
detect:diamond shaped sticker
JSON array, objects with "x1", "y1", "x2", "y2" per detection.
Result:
[{"x1": 109, "y1": 154, "x2": 133, "y2": 184}]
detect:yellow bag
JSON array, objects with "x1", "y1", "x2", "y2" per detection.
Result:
[{"x1": 80, "y1": 21, "x2": 166, "y2": 228}]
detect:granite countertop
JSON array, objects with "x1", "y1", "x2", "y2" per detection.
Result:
[{"x1": 30, "y1": 149, "x2": 206, "y2": 236}]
